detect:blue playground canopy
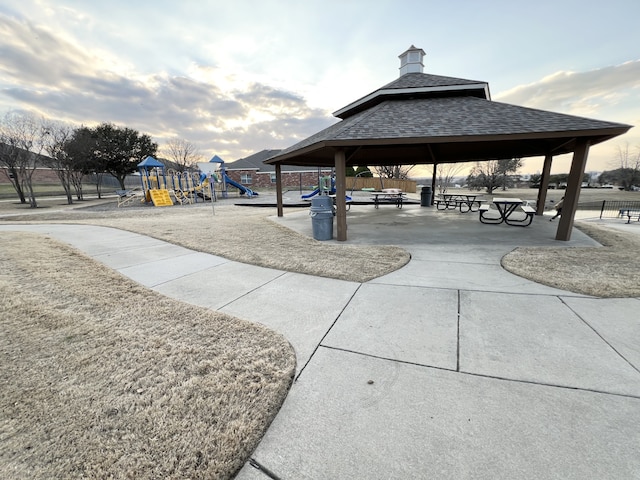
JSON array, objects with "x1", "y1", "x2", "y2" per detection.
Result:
[
  {"x1": 137, "y1": 156, "x2": 165, "y2": 169},
  {"x1": 137, "y1": 156, "x2": 166, "y2": 192}
]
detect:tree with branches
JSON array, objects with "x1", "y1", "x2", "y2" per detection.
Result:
[
  {"x1": 467, "y1": 158, "x2": 523, "y2": 194},
  {"x1": 374, "y1": 164, "x2": 416, "y2": 180},
  {"x1": 89, "y1": 123, "x2": 157, "y2": 190},
  {"x1": 41, "y1": 120, "x2": 79, "y2": 204},
  {"x1": 436, "y1": 163, "x2": 465, "y2": 194},
  {"x1": 611, "y1": 143, "x2": 640, "y2": 190},
  {"x1": 63, "y1": 126, "x2": 108, "y2": 199},
  {"x1": 161, "y1": 138, "x2": 202, "y2": 172},
  {"x1": 0, "y1": 111, "x2": 48, "y2": 207},
  {"x1": 528, "y1": 173, "x2": 542, "y2": 188}
]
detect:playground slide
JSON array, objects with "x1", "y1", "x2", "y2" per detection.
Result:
[
  {"x1": 224, "y1": 173, "x2": 258, "y2": 197},
  {"x1": 302, "y1": 189, "x2": 352, "y2": 203},
  {"x1": 301, "y1": 188, "x2": 320, "y2": 199}
]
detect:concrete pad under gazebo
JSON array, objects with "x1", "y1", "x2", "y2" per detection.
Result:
[{"x1": 265, "y1": 46, "x2": 632, "y2": 241}]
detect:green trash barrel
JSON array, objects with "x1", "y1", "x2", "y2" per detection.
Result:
[{"x1": 421, "y1": 186, "x2": 433, "y2": 207}]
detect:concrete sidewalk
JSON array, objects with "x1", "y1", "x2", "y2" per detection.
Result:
[{"x1": 2, "y1": 211, "x2": 639, "y2": 479}]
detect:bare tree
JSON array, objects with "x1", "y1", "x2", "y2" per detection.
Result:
[
  {"x1": 0, "y1": 123, "x2": 26, "y2": 204},
  {"x1": 41, "y1": 120, "x2": 78, "y2": 204},
  {"x1": 162, "y1": 138, "x2": 202, "y2": 172},
  {"x1": 373, "y1": 164, "x2": 416, "y2": 180},
  {"x1": 436, "y1": 163, "x2": 465, "y2": 194},
  {"x1": 0, "y1": 111, "x2": 47, "y2": 207},
  {"x1": 612, "y1": 143, "x2": 640, "y2": 191},
  {"x1": 467, "y1": 158, "x2": 523, "y2": 194}
]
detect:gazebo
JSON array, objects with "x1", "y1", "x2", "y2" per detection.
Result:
[{"x1": 265, "y1": 46, "x2": 632, "y2": 241}]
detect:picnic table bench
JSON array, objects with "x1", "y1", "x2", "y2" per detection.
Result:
[
  {"x1": 328, "y1": 194, "x2": 353, "y2": 211},
  {"x1": 370, "y1": 189, "x2": 406, "y2": 209},
  {"x1": 434, "y1": 193, "x2": 482, "y2": 213},
  {"x1": 479, "y1": 198, "x2": 535, "y2": 227},
  {"x1": 116, "y1": 188, "x2": 142, "y2": 207},
  {"x1": 619, "y1": 208, "x2": 640, "y2": 224}
]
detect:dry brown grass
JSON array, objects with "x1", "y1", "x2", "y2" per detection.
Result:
[
  {"x1": 1, "y1": 202, "x2": 411, "y2": 283},
  {"x1": 1, "y1": 232, "x2": 295, "y2": 480},
  {"x1": 2, "y1": 197, "x2": 640, "y2": 297},
  {"x1": 502, "y1": 222, "x2": 640, "y2": 297}
]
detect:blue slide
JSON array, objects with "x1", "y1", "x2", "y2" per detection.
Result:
[
  {"x1": 301, "y1": 188, "x2": 320, "y2": 199},
  {"x1": 302, "y1": 188, "x2": 352, "y2": 203},
  {"x1": 224, "y1": 173, "x2": 258, "y2": 197}
]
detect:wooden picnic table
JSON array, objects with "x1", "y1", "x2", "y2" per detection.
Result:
[
  {"x1": 435, "y1": 193, "x2": 482, "y2": 213},
  {"x1": 370, "y1": 191, "x2": 406, "y2": 209},
  {"x1": 479, "y1": 197, "x2": 536, "y2": 226}
]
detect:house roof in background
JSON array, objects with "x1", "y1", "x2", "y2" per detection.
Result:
[{"x1": 227, "y1": 149, "x2": 330, "y2": 173}]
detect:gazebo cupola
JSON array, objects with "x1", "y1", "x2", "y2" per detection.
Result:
[{"x1": 399, "y1": 45, "x2": 426, "y2": 76}]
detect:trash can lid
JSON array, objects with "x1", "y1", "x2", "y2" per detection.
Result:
[{"x1": 311, "y1": 196, "x2": 333, "y2": 207}]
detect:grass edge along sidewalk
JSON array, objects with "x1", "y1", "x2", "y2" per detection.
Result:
[
  {"x1": 502, "y1": 221, "x2": 640, "y2": 298},
  {"x1": 1, "y1": 231, "x2": 296, "y2": 480}
]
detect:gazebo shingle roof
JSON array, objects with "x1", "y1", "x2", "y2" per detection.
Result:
[
  {"x1": 378, "y1": 72, "x2": 487, "y2": 90},
  {"x1": 336, "y1": 97, "x2": 626, "y2": 139},
  {"x1": 333, "y1": 72, "x2": 490, "y2": 119},
  {"x1": 267, "y1": 95, "x2": 629, "y2": 166}
]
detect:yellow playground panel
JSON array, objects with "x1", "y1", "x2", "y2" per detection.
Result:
[{"x1": 149, "y1": 189, "x2": 173, "y2": 206}]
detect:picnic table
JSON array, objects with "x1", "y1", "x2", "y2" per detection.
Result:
[
  {"x1": 116, "y1": 188, "x2": 142, "y2": 207},
  {"x1": 619, "y1": 208, "x2": 640, "y2": 224},
  {"x1": 370, "y1": 189, "x2": 406, "y2": 209},
  {"x1": 435, "y1": 193, "x2": 482, "y2": 213},
  {"x1": 479, "y1": 197, "x2": 536, "y2": 227},
  {"x1": 328, "y1": 194, "x2": 352, "y2": 211}
]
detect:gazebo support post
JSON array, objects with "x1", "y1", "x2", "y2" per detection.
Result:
[
  {"x1": 334, "y1": 149, "x2": 348, "y2": 241},
  {"x1": 556, "y1": 140, "x2": 590, "y2": 241},
  {"x1": 275, "y1": 163, "x2": 283, "y2": 217},
  {"x1": 536, "y1": 154, "x2": 553, "y2": 215},
  {"x1": 431, "y1": 163, "x2": 438, "y2": 205}
]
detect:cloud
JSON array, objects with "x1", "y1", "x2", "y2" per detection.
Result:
[
  {"x1": 494, "y1": 61, "x2": 640, "y2": 173},
  {"x1": 0, "y1": 16, "x2": 95, "y2": 85},
  {"x1": 0, "y1": 13, "x2": 334, "y2": 160},
  {"x1": 495, "y1": 60, "x2": 640, "y2": 119}
]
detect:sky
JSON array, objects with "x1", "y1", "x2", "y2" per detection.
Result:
[{"x1": 1, "y1": 0, "x2": 639, "y2": 176}]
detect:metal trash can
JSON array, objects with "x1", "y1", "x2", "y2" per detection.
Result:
[
  {"x1": 310, "y1": 196, "x2": 334, "y2": 240},
  {"x1": 420, "y1": 186, "x2": 433, "y2": 207}
]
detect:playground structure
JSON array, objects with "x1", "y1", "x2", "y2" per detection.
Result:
[
  {"x1": 133, "y1": 155, "x2": 258, "y2": 207},
  {"x1": 302, "y1": 174, "x2": 334, "y2": 199},
  {"x1": 205, "y1": 155, "x2": 258, "y2": 198},
  {"x1": 301, "y1": 170, "x2": 351, "y2": 203}
]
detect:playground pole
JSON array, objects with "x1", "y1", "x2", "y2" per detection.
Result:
[{"x1": 209, "y1": 173, "x2": 215, "y2": 216}]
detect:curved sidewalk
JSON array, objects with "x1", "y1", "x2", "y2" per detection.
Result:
[{"x1": 1, "y1": 221, "x2": 639, "y2": 479}]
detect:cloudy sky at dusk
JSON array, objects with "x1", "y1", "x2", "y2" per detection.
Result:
[{"x1": 1, "y1": 0, "x2": 638, "y2": 175}]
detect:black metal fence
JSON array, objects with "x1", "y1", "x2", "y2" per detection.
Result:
[
  {"x1": 86, "y1": 173, "x2": 141, "y2": 188},
  {"x1": 576, "y1": 200, "x2": 640, "y2": 219}
]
